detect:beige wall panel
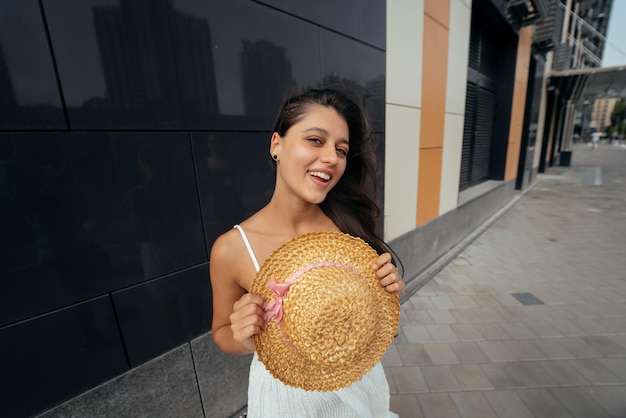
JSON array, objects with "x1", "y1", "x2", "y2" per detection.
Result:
[
  {"x1": 439, "y1": 113, "x2": 464, "y2": 214},
  {"x1": 386, "y1": 0, "x2": 424, "y2": 108},
  {"x1": 384, "y1": 104, "x2": 421, "y2": 241},
  {"x1": 445, "y1": 0, "x2": 471, "y2": 116}
]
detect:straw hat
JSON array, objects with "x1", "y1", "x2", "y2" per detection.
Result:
[{"x1": 250, "y1": 231, "x2": 400, "y2": 391}]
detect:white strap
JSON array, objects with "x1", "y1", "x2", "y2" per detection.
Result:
[{"x1": 233, "y1": 224, "x2": 260, "y2": 272}]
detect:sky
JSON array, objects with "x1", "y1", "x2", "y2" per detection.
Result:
[{"x1": 602, "y1": 1, "x2": 626, "y2": 67}]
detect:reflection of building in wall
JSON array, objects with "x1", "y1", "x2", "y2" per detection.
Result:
[
  {"x1": 92, "y1": 0, "x2": 218, "y2": 114},
  {"x1": 240, "y1": 40, "x2": 293, "y2": 117},
  {"x1": 590, "y1": 97, "x2": 619, "y2": 130},
  {"x1": 0, "y1": 44, "x2": 17, "y2": 110}
]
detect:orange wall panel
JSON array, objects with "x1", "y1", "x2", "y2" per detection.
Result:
[
  {"x1": 424, "y1": 0, "x2": 450, "y2": 28},
  {"x1": 416, "y1": 148, "x2": 443, "y2": 225},
  {"x1": 420, "y1": 16, "x2": 448, "y2": 149},
  {"x1": 505, "y1": 26, "x2": 532, "y2": 182}
]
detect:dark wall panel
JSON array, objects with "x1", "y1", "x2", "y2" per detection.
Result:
[
  {"x1": 0, "y1": 132, "x2": 206, "y2": 326},
  {"x1": 0, "y1": 296, "x2": 128, "y2": 418},
  {"x1": 0, "y1": 0, "x2": 66, "y2": 130},
  {"x1": 111, "y1": 265, "x2": 212, "y2": 367},
  {"x1": 320, "y1": 29, "x2": 386, "y2": 132}
]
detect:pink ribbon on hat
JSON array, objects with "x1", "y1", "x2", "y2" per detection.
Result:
[{"x1": 263, "y1": 261, "x2": 362, "y2": 353}]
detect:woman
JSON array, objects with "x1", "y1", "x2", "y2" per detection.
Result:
[{"x1": 210, "y1": 88, "x2": 404, "y2": 417}]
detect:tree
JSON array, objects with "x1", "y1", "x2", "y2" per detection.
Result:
[{"x1": 609, "y1": 98, "x2": 626, "y2": 135}]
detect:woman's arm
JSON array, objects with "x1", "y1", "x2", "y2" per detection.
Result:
[{"x1": 210, "y1": 234, "x2": 266, "y2": 354}]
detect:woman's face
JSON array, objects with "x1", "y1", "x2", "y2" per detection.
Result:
[{"x1": 271, "y1": 104, "x2": 349, "y2": 205}]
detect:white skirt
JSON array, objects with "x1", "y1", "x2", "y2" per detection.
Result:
[{"x1": 247, "y1": 353, "x2": 398, "y2": 418}]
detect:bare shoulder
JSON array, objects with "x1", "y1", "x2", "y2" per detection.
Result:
[{"x1": 209, "y1": 228, "x2": 248, "y2": 288}]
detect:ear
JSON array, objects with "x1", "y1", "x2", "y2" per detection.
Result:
[{"x1": 270, "y1": 132, "x2": 281, "y2": 158}]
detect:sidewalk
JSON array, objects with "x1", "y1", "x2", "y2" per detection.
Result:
[{"x1": 385, "y1": 142, "x2": 626, "y2": 418}]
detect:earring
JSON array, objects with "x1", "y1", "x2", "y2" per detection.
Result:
[{"x1": 272, "y1": 155, "x2": 278, "y2": 161}]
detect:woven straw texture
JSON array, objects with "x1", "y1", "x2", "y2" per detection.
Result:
[{"x1": 250, "y1": 231, "x2": 400, "y2": 391}]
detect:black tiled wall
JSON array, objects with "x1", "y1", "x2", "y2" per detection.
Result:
[{"x1": 0, "y1": 0, "x2": 385, "y2": 416}]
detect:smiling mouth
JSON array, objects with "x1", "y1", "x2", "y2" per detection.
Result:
[{"x1": 308, "y1": 171, "x2": 331, "y2": 181}]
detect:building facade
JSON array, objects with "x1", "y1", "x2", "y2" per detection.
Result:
[
  {"x1": 590, "y1": 97, "x2": 619, "y2": 131},
  {"x1": 0, "y1": 0, "x2": 595, "y2": 417}
]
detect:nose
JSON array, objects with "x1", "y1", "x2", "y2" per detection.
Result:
[{"x1": 320, "y1": 143, "x2": 338, "y2": 165}]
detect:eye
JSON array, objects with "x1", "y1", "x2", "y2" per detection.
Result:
[
  {"x1": 336, "y1": 147, "x2": 348, "y2": 156},
  {"x1": 307, "y1": 137, "x2": 323, "y2": 145}
]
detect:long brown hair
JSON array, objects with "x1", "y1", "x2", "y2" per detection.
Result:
[{"x1": 271, "y1": 88, "x2": 396, "y2": 259}]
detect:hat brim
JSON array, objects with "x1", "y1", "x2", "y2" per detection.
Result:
[{"x1": 251, "y1": 231, "x2": 400, "y2": 391}]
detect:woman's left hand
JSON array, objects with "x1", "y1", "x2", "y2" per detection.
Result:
[{"x1": 373, "y1": 252, "x2": 405, "y2": 294}]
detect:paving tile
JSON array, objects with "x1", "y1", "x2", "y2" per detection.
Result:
[
  {"x1": 475, "y1": 323, "x2": 512, "y2": 340},
  {"x1": 390, "y1": 395, "x2": 423, "y2": 418},
  {"x1": 547, "y1": 319, "x2": 586, "y2": 336},
  {"x1": 396, "y1": 343, "x2": 433, "y2": 366},
  {"x1": 450, "y1": 295, "x2": 480, "y2": 309},
  {"x1": 382, "y1": 345, "x2": 403, "y2": 367},
  {"x1": 404, "y1": 309, "x2": 435, "y2": 325},
  {"x1": 493, "y1": 305, "x2": 529, "y2": 321},
  {"x1": 524, "y1": 320, "x2": 563, "y2": 338},
  {"x1": 501, "y1": 339, "x2": 547, "y2": 361},
  {"x1": 449, "y1": 324, "x2": 484, "y2": 342},
  {"x1": 558, "y1": 337, "x2": 604, "y2": 359},
  {"x1": 474, "y1": 307, "x2": 505, "y2": 322},
  {"x1": 516, "y1": 389, "x2": 573, "y2": 418},
  {"x1": 483, "y1": 390, "x2": 534, "y2": 418},
  {"x1": 476, "y1": 341, "x2": 518, "y2": 362},
  {"x1": 421, "y1": 365, "x2": 461, "y2": 392},
  {"x1": 549, "y1": 387, "x2": 612, "y2": 418},
  {"x1": 450, "y1": 342, "x2": 490, "y2": 364},
  {"x1": 425, "y1": 325, "x2": 459, "y2": 343},
  {"x1": 583, "y1": 386, "x2": 626, "y2": 417},
  {"x1": 402, "y1": 325, "x2": 434, "y2": 344},
  {"x1": 567, "y1": 359, "x2": 623, "y2": 385},
  {"x1": 417, "y1": 393, "x2": 461, "y2": 418},
  {"x1": 529, "y1": 338, "x2": 575, "y2": 360},
  {"x1": 540, "y1": 360, "x2": 590, "y2": 386},
  {"x1": 390, "y1": 366, "x2": 429, "y2": 393},
  {"x1": 499, "y1": 322, "x2": 537, "y2": 339},
  {"x1": 449, "y1": 364, "x2": 494, "y2": 390},
  {"x1": 450, "y1": 308, "x2": 482, "y2": 323},
  {"x1": 430, "y1": 296, "x2": 456, "y2": 310},
  {"x1": 506, "y1": 361, "x2": 558, "y2": 388},
  {"x1": 600, "y1": 317, "x2": 626, "y2": 334},
  {"x1": 409, "y1": 297, "x2": 437, "y2": 311},
  {"x1": 449, "y1": 392, "x2": 497, "y2": 418},
  {"x1": 580, "y1": 335, "x2": 626, "y2": 357},
  {"x1": 570, "y1": 318, "x2": 613, "y2": 335},
  {"x1": 480, "y1": 363, "x2": 526, "y2": 388},
  {"x1": 427, "y1": 309, "x2": 458, "y2": 325},
  {"x1": 599, "y1": 358, "x2": 626, "y2": 381},
  {"x1": 423, "y1": 344, "x2": 460, "y2": 365}
]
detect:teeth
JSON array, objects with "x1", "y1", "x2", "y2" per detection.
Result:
[{"x1": 309, "y1": 171, "x2": 330, "y2": 181}]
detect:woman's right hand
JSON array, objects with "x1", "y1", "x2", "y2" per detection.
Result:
[{"x1": 229, "y1": 293, "x2": 266, "y2": 352}]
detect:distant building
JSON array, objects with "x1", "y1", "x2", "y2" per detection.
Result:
[{"x1": 590, "y1": 97, "x2": 619, "y2": 131}]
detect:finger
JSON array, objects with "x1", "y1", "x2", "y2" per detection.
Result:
[
  {"x1": 375, "y1": 262, "x2": 397, "y2": 279},
  {"x1": 372, "y1": 252, "x2": 392, "y2": 270}
]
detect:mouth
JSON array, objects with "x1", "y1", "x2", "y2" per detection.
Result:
[{"x1": 308, "y1": 170, "x2": 331, "y2": 182}]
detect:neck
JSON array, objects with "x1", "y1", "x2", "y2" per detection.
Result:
[{"x1": 263, "y1": 191, "x2": 331, "y2": 236}]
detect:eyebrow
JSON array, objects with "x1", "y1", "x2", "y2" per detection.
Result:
[{"x1": 304, "y1": 127, "x2": 349, "y2": 145}]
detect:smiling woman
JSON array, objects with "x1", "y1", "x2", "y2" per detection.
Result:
[{"x1": 208, "y1": 88, "x2": 404, "y2": 417}]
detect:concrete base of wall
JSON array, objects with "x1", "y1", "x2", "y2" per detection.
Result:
[{"x1": 37, "y1": 333, "x2": 252, "y2": 418}]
